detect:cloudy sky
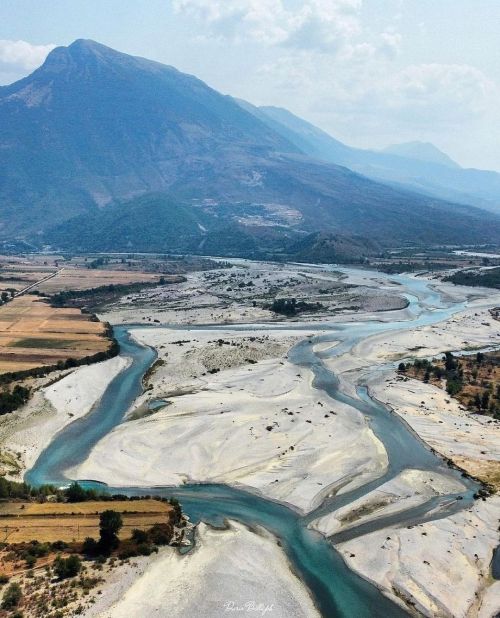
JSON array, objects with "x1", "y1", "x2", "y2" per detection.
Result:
[{"x1": 1, "y1": 0, "x2": 499, "y2": 171}]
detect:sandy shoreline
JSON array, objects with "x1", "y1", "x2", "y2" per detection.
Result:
[
  {"x1": 310, "y1": 468, "x2": 467, "y2": 537},
  {"x1": 83, "y1": 520, "x2": 320, "y2": 618},
  {"x1": 71, "y1": 327, "x2": 388, "y2": 513},
  {"x1": 337, "y1": 494, "x2": 500, "y2": 618},
  {"x1": 0, "y1": 356, "x2": 129, "y2": 478}
]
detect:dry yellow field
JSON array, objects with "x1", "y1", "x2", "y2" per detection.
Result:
[
  {"x1": 0, "y1": 268, "x2": 55, "y2": 296},
  {"x1": 0, "y1": 500, "x2": 173, "y2": 516},
  {"x1": 36, "y1": 267, "x2": 160, "y2": 293},
  {"x1": 0, "y1": 500, "x2": 173, "y2": 543},
  {"x1": 0, "y1": 295, "x2": 110, "y2": 373}
]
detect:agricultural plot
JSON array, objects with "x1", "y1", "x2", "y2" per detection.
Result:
[
  {"x1": 35, "y1": 267, "x2": 161, "y2": 293},
  {"x1": 0, "y1": 500, "x2": 173, "y2": 544},
  {"x1": 0, "y1": 295, "x2": 111, "y2": 374}
]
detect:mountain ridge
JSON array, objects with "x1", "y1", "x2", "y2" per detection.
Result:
[
  {"x1": 382, "y1": 141, "x2": 459, "y2": 169},
  {"x1": 0, "y1": 39, "x2": 499, "y2": 254},
  {"x1": 249, "y1": 105, "x2": 500, "y2": 214}
]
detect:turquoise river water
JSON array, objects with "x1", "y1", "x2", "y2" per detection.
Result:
[{"x1": 25, "y1": 270, "x2": 484, "y2": 617}]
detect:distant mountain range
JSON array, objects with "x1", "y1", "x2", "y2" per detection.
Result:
[
  {"x1": 244, "y1": 104, "x2": 500, "y2": 214},
  {"x1": 0, "y1": 39, "x2": 499, "y2": 258},
  {"x1": 381, "y1": 142, "x2": 459, "y2": 169}
]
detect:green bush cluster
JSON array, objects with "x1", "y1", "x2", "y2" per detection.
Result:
[
  {"x1": 400, "y1": 351, "x2": 500, "y2": 418},
  {"x1": 268, "y1": 297, "x2": 323, "y2": 316},
  {"x1": 399, "y1": 353, "x2": 463, "y2": 393},
  {"x1": 1, "y1": 582, "x2": 22, "y2": 609},
  {"x1": 53, "y1": 554, "x2": 82, "y2": 579},
  {"x1": 444, "y1": 267, "x2": 500, "y2": 289},
  {"x1": 0, "y1": 384, "x2": 30, "y2": 415},
  {"x1": 21, "y1": 540, "x2": 52, "y2": 567}
]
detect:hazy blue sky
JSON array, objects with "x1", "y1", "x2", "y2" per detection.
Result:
[{"x1": 1, "y1": 0, "x2": 499, "y2": 170}]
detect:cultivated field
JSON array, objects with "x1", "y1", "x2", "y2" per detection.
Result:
[
  {"x1": 0, "y1": 254, "x2": 168, "y2": 297},
  {"x1": 0, "y1": 295, "x2": 110, "y2": 374},
  {"x1": 35, "y1": 268, "x2": 161, "y2": 293},
  {"x1": 0, "y1": 500, "x2": 173, "y2": 544}
]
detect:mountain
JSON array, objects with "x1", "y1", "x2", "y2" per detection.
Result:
[
  {"x1": 382, "y1": 142, "x2": 459, "y2": 169},
  {"x1": 285, "y1": 232, "x2": 381, "y2": 264},
  {"x1": 237, "y1": 101, "x2": 352, "y2": 163},
  {"x1": 0, "y1": 39, "x2": 297, "y2": 236},
  {"x1": 1, "y1": 39, "x2": 499, "y2": 254},
  {"x1": 250, "y1": 105, "x2": 500, "y2": 214}
]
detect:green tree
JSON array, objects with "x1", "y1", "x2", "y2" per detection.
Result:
[
  {"x1": 481, "y1": 391, "x2": 490, "y2": 410},
  {"x1": 446, "y1": 379, "x2": 462, "y2": 396},
  {"x1": 99, "y1": 510, "x2": 123, "y2": 553},
  {"x1": 149, "y1": 523, "x2": 173, "y2": 546},
  {"x1": 169, "y1": 497, "x2": 182, "y2": 524},
  {"x1": 444, "y1": 352, "x2": 456, "y2": 371},
  {"x1": 66, "y1": 481, "x2": 88, "y2": 502}
]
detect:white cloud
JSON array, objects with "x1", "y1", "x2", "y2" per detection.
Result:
[
  {"x1": 0, "y1": 39, "x2": 55, "y2": 73},
  {"x1": 173, "y1": 0, "x2": 362, "y2": 52},
  {"x1": 378, "y1": 31, "x2": 402, "y2": 59},
  {"x1": 388, "y1": 63, "x2": 495, "y2": 119},
  {"x1": 257, "y1": 49, "x2": 497, "y2": 148},
  {"x1": 175, "y1": 0, "x2": 498, "y2": 155}
]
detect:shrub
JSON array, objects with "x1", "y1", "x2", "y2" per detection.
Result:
[
  {"x1": 82, "y1": 537, "x2": 98, "y2": 556},
  {"x1": 53, "y1": 554, "x2": 82, "y2": 579},
  {"x1": 27, "y1": 541, "x2": 50, "y2": 557},
  {"x1": 136, "y1": 543, "x2": 152, "y2": 556},
  {"x1": 446, "y1": 379, "x2": 462, "y2": 396},
  {"x1": 148, "y1": 523, "x2": 173, "y2": 546},
  {"x1": 131, "y1": 529, "x2": 148, "y2": 544},
  {"x1": 118, "y1": 547, "x2": 137, "y2": 560},
  {"x1": 2, "y1": 583, "x2": 22, "y2": 609}
]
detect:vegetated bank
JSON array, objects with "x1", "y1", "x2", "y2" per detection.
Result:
[
  {"x1": 398, "y1": 350, "x2": 500, "y2": 491},
  {"x1": 0, "y1": 480, "x2": 188, "y2": 617},
  {"x1": 443, "y1": 266, "x2": 500, "y2": 289},
  {"x1": 0, "y1": 273, "x2": 188, "y2": 417},
  {"x1": 49, "y1": 276, "x2": 185, "y2": 310},
  {"x1": 0, "y1": 294, "x2": 119, "y2": 419},
  {"x1": 399, "y1": 351, "x2": 500, "y2": 420}
]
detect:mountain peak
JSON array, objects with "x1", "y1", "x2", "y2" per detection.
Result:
[
  {"x1": 382, "y1": 141, "x2": 460, "y2": 169},
  {"x1": 40, "y1": 39, "x2": 126, "y2": 73},
  {"x1": 69, "y1": 38, "x2": 105, "y2": 50}
]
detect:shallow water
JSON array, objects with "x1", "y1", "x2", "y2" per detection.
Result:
[{"x1": 25, "y1": 269, "x2": 483, "y2": 617}]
